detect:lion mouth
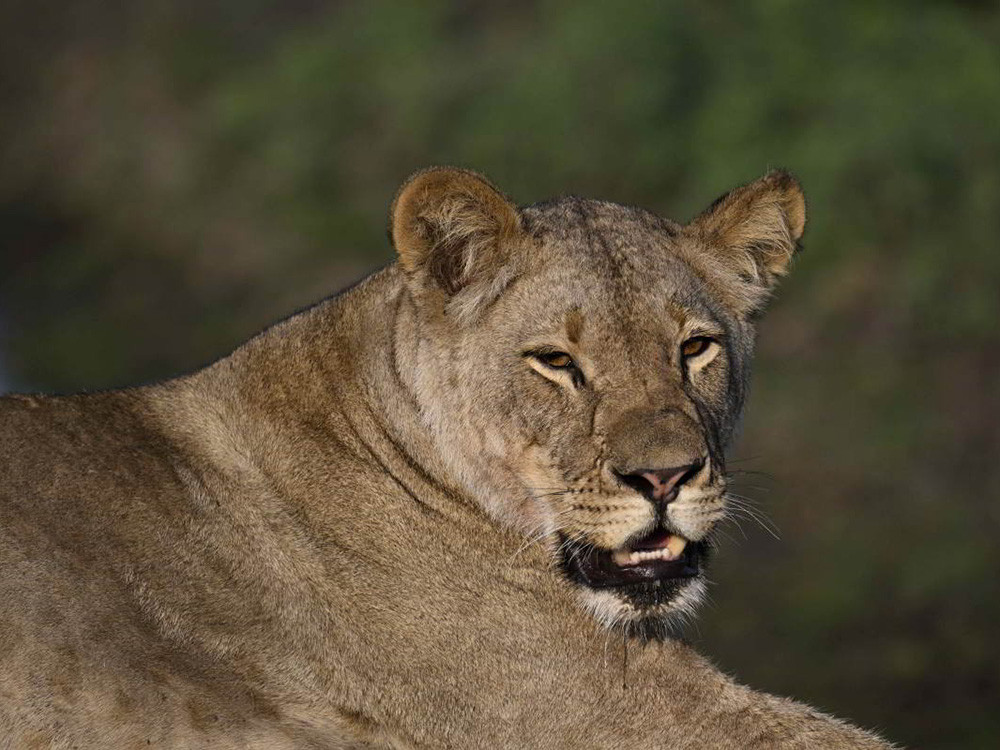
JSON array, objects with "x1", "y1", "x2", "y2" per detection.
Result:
[{"x1": 561, "y1": 529, "x2": 702, "y2": 589}]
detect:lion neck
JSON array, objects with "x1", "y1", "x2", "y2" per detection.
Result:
[{"x1": 159, "y1": 264, "x2": 566, "y2": 659}]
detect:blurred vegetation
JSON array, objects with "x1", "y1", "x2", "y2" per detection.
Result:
[{"x1": 2, "y1": 1, "x2": 998, "y2": 746}]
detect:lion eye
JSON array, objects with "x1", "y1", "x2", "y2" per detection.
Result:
[
  {"x1": 681, "y1": 337, "x2": 714, "y2": 360},
  {"x1": 527, "y1": 349, "x2": 585, "y2": 388},
  {"x1": 538, "y1": 351, "x2": 574, "y2": 369}
]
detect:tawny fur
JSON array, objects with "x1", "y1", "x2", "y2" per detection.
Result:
[{"x1": 0, "y1": 168, "x2": 895, "y2": 748}]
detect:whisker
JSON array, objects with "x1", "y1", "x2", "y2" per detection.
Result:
[
  {"x1": 724, "y1": 455, "x2": 763, "y2": 465},
  {"x1": 712, "y1": 523, "x2": 743, "y2": 544},
  {"x1": 726, "y1": 482, "x2": 772, "y2": 494},
  {"x1": 725, "y1": 467, "x2": 774, "y2": 478},
  {"x1": 723, "y1": 497, "x2": 781, "y2": 540}
]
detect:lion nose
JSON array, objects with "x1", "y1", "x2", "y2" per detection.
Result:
[{"x1": 615, "y1": 459, "x2": 705, "y2": 505}]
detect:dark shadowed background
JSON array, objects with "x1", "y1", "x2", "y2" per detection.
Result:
[{"x1": 2, "y1": 2, "x2": 998, "y2": 747}]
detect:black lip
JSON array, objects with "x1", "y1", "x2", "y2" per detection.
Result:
[{"x1": 561, "y1": 536, "x2": 703, "y2": 589}]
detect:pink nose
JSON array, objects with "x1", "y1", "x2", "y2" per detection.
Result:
[{"x1": 620, "y1": 460, "x2": 704, "y2": 505}]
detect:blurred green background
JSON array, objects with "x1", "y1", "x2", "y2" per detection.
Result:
[{"x1": 2, "y1": 1, "x2": 998, "y2": 746}]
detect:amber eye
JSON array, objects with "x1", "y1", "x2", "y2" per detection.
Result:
[
  {"x1": 528, "y1": 349, "x2": 585, "y2": 387},
  {"x1": 681, "y1": 337, "x2": 714, "y2": 359},
  {"x1": 538, "y1": 351, "x2": 574, "y2": 369}
]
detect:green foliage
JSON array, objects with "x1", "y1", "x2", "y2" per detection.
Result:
[{"x1": 2, "y1": 1, "x2": 998, "y2": 746}]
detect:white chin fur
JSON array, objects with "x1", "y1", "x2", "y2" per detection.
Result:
[{"x1": 577, "y1": 577, "x2": 708, "y2": 634}]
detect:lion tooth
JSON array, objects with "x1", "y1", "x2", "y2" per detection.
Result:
[
  {"x1": 666, "y1": 535, "x2": 688, "y2": 557},
  {"x1": 612, "y1": 548, "x2": 633, "y2": 567},
  {"x1": 613, "y1": 539, "x2": 688, "y2": 567}
]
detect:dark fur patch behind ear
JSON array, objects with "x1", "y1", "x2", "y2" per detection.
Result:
[{"x1": 390, "y1": 167, "x2": 522, "y2": 297}]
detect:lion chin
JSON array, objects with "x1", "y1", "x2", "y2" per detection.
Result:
[{"x1": 575, "y1": 578, "x2": 710, "y2": 640}]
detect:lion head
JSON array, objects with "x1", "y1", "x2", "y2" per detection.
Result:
[{"x1": 389, "y1": 167, "x2": 805, "y2": 637}]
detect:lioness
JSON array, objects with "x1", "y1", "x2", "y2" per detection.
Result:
[{"x1": 0, "y1": 168, "x2": 894, "y2": 748}]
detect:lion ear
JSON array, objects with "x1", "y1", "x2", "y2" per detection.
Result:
[
  {"x1": 390, "y1": 167, "x2": 523, "y2": 300},
  {"x1": 685, "y1": 169, "x2": 806, "y2": 314}
]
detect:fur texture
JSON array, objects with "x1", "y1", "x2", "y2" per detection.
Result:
[{"x1": 0, "y1": 168, "x2": 895, "y2": 748}]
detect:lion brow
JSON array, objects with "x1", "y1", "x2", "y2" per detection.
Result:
[{"x1": 565, "y1": 308, "x2": 584, "y2": 344}]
